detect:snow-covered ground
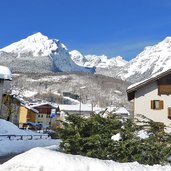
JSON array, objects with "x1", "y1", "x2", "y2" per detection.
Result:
[
  {"x1": 0, "y1": 139, "x2": 59, "y2": 157},
  {"x1": 0, "y1": 146, "x2": 170, "y2": 171},
  {"x1": 0, "y1": 119, "x2": 59, "y2": 156}
]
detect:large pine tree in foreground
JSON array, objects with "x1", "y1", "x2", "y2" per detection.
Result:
[{"x1": 57, "y1": 114, "x2": 171, "y2": 165}]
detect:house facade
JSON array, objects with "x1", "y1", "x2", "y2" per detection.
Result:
[
  {"x1": 18, "y1": 105, "x2": 38, "y2": 128},
  {"x1": 127, "y1": 69, "x2": 171, "y2": 126},
  {"x1": 30, "y1": 103, "x2": 60, "y2": 127}
]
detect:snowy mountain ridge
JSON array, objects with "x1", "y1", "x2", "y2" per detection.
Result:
[
  {"x1": 1, "y1": 33, "x2": 171, "y2": 83},
  {"x1": 70, "y1": 50, "x2": 128, "y2": 68},
  {"x1": 117, "y1": 36, "x2": 171, "y2": 82},
  {"x1": 70, "y1": 36, "x2": 171, "y2": 83}
]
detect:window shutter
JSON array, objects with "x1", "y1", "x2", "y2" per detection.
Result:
[
  {"x1": 159, "y1": 100, "x2": 164, "y2": 109},
  {"x1": 168, "y1": 108, "x2": 171, "y2": 119},
  {"x1": 151, "y1": 100, "x2": 154, "y2": 109}
]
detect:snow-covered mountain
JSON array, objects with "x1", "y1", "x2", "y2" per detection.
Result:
[
  {"x1": 70, "y1": 50, "x2": 127, "y2": 68},
  {"x1": 0, "y1": 33, "x2": 95, "y2": 73},
  {"x1": 117, "y1": 37, "x2": 171, "y2": 82},
  {"x1": 69, "y1": 50, "x2": 87, "y2": 66},
  {"x1": 1, "y1": 33, "x2": 171, "y2": 84}
]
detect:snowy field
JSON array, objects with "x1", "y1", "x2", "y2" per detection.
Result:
[
  {"x1": 0, "y1": 146, "x2": 171, "y2": 171},
  {"x1": 0, "y1": 119, "x2": 59, "y2": 156}
]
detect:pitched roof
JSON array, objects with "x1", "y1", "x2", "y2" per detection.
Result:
[
  {"x1": 115, "y1": 107, "x2": 130, "y2": 115},
  {"x1": 30, "y1": 102, "x2": 58, "y2": 108},
  {"x1": 21, "y1": 104, "x2": 39, "y2": 113},
  {"x1": 127, "y1": 67, "x2": 171, "y2": 101}
]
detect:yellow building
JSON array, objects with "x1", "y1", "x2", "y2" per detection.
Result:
[{"x1": 18, "y1": 105, "x2": 39, "y2": 128}]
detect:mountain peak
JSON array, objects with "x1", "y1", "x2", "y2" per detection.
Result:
[
  {"x1": 162, "y1": 36, "x2": 171, "y2": 44},
  {"x1": 118, "y1": 36, "x2": 171, "y2": 82},
  {"x1": 69, "y1": 50, "x2": 84, "y2": 57},
  {"x1": 1, "y1": 32, "x2": 58, "y2": 56},
  {"x1": 26, "y1": 32, "x2": 48, "y2": 41},
  {"x1": 0, "y1": 33, "x2": 95, "y2": 73}
]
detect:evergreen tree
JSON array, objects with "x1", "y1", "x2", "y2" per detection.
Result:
[{"x1": 57, "y1": 113, "x2": 171, "y2": 165}]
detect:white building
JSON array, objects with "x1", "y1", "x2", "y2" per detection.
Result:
[
  {"x1": 0, "y1": 66, "x2": 12, "y2": 113},
  {"x1": 59, "y1": 104, "x2": 94, "y2": 116},
  {"x1": 127, "y1": 68, "x2": 171, "y2": 126}
]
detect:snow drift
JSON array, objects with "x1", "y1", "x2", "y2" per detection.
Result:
[
  {"x1": 0, "y1": 147, "x2": 170, "y2": 171},
  {"x1": 0, "y1": 119, "x2": 59, "y2": 156}
]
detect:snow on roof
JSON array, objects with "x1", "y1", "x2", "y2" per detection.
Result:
[
  {"x1": 0, "y1": 65, "x2": 12, "y2": 80},
  {"x1": 59, "y1": 104, "x2": 92, "y2": 112},
  {"x1": 115, "y1": 107, "x2": 130, "y2": 115},
  {"x1": 127, "y1": 67, "x2": 171, "y2": 92},
  {"x1": 106, "y1": 106, "x2": 117, "y2": 112},
  {"x1": 30, "y1": 102, "x2": 58, "y2": 108},
  {"x1": 21, "y1": 104, "x2": 39, "y2": 113},
  {"x1": 59, "y1": 104, "x2": 101, "y2": 112},
  {"x1": 0, "y1": 147, "x2": 170, "y2": 171},
  {"x1": 63, "y1": 96, "x2": 80, "y2": 104}
]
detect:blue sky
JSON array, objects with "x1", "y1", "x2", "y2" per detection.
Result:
[{"x1": 0, "y1": 0, "x2": 171, "y2": 60}]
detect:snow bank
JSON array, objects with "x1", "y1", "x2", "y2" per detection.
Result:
[
  {"x1": 0, "y1": 139, "x2": 59, "y2": 156},
  {"x1": 0, "y1": 147, "x2": 170, "y2": 171},
  {"x1": 0, "y1": 119, "x2": 40, "y2": 135},
  {"x1": 0, "y1": 119, "x2": 60, "y2": 156}
]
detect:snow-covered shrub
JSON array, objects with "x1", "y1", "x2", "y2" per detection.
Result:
[{"x1": 57, "y1": 113, "x2": 171, "y2": 165}]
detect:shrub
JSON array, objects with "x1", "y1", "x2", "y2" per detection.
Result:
[{"x1": 57, "y1": 114, "x2": 171, "y2": 165}]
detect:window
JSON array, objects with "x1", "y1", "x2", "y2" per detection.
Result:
[
  {"x1": 151, "y1": 100, "x2": 164, "y2": 110},
  {"x1": 38, "y1": 114, "x2": 41, "y2": 118},
  {"x1": 46, "y1": 115, "x2": 50, "y2": 118}
]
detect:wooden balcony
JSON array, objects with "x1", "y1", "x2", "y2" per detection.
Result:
[{"x1": 158, "y1": 85, "x2": 171, "y2": 94}]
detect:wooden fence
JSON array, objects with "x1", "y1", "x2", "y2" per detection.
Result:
[{"x1": 0, "y1": 134, "x2": 49, "y2": 141}]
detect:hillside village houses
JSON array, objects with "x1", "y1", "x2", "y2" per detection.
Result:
[
  {"x1": 59, "y1": 104, "x2": 130, "y2": 120},
  {"x1": 127, "y1": 68, "x2": 171, "y2": 127},
  {"x1": 0, "y1": 65, "x2": 130, "y2": 129},
  {"x1": 0, "y1": 65, "x2": 60, "y2": 128},
  {"x1": 2, "y1": 96, "x2": 60, "y2": 128},
  {"x1": 29, "y1": 102, "x2": 60, "y2": 127}
]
